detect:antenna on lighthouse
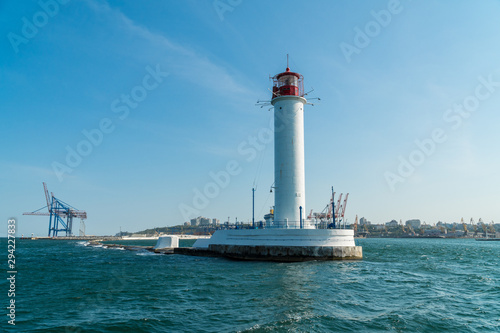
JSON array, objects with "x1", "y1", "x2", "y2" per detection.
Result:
[{"x1": 286, "y1": 54, "x2": 289, "y2": 70}]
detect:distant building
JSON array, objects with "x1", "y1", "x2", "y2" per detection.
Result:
[
  {"x1": 190, "y1": 217, "x2": 199, "y2": 226},
  {"x1": 200, "y1": 217, "x2": 211, "y2": 226},
  {"x1": 405, "y1": 219, "x2": 421, "y2": 228},
  {"x1": 451, "y1": 230, "x2": 465, "y2": 237},
  {"x1": 360, "y1": 217, "x2": 371, "y2": 226},
  {"x1": 264, "y1": 212, "x2": 273, "y2": 227},
  {"x1": 191, "y1": 216, "x2": 219, "y2": 226},
  {"x1": 385, "y1": 220, "x2": 398, "y2": 227},
  {"x1": 444, "y1": 223, "x2": 454, "y2": 229},
  {"x1": 424, "y1": 229, "x2": 442, "y2": 237}
]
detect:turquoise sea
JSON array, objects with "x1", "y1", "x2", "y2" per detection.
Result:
[{"x1": 2, "y1": 238, "x2": 499, "y2": 332}]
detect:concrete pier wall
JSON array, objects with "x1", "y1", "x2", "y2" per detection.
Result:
[
  {"x1": 88, "y1": 240, "x2": 362, "y2": 262},
  {"x1": 193, "y1": 229, "x2": 357, "y2": 248},
  {"x1": 208, "y1": 244, "x2": 362, "y2": 261}
]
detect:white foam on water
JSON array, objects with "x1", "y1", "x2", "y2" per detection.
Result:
[{"x1": 136, "y1": 251, "x2": 159, "y2": 256}]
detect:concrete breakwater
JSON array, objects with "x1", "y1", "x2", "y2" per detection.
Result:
[
  {"x1": 208, "y1": 244, "x2": 363, "y2": 261},
  {"x1": 89, "y1": 241, "x2": 362, "y2": 262},
  {"x1": 23, "y1": 236, "x2": 124, "y2": 241}
]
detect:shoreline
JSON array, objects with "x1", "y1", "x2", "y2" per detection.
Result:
[
  {"x1": 8, "y1": 235, "x2": 493, "y2": 241},
  {"x1": 16, "y1": 234, "x2": 212, "y2": 241}
]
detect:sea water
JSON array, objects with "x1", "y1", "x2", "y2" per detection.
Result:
[{"x1": 2, "y1": 238, "x2": 499, "y2": 332}]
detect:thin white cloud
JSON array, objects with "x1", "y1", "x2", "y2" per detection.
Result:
[
  {"x1": 0, "y1": 162, "x2": 66, "y2": 180},
  {"x1": 85, "y1": 0, "x2": 253, "y2": 97}
]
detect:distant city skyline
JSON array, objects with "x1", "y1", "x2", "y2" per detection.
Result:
[{"x1": 2, "y1": 1, "x2": 500, "y2": 237}]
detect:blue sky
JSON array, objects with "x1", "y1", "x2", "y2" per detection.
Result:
[{"x1": 1, "y1": 0, "x2": 500, "y2": 237}]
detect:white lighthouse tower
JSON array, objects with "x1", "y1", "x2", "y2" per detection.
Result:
[
  {"x1": 190, "y1": 61, "x2": 362, "y2": 261},
  {"x1": 271, "y1": 67, "x2": 307, "y2": 229}
]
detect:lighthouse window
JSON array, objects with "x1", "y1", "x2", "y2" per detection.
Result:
[{"x1": 279, "y1": 75, "x2": 298, "y2": 86}]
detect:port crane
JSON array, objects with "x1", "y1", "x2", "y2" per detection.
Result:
[
  {"x1": 471, "y1": 218, "x2": 478, "y2": 237},
  {"x1": 479, "y1": 218, "x2": 487, "y2": 237},
  {"x1": 418, "y1": 222, "x2": 425, "y2": 235},
  {"x1": 400, "y1": 220, "x2": 406, "y2": 233},
  {"x1": 310, "y1": 191, "x2": 349, "y2": 228},
  {"x1": 408, "y1": 224, "x2": 416, "y2": 236},
  {"x1": 336, "y1": 193, "x2": 349, "y2": 227},
  {"x1": 489, "y1": 221, "x2": 496, "y2": 236},
  {"x1": 23, "y1": 182, "x2": 87, "y2": 237}
]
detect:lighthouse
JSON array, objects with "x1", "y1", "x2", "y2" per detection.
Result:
[
  {"x1": 190, "y1": 61, "x2": 362, "y2": 261},
  {"x1": 271, "y1": 67, "x2": 307, "y2": 229}
]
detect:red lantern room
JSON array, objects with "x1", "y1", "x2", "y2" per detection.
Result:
[{"x1": 271, "y1": 67, "x2": 304, "y2": 100}]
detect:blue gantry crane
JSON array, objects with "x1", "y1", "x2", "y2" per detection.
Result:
[{"x1": 23, "y1": 182, "x2": 87, "y2": 237}]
